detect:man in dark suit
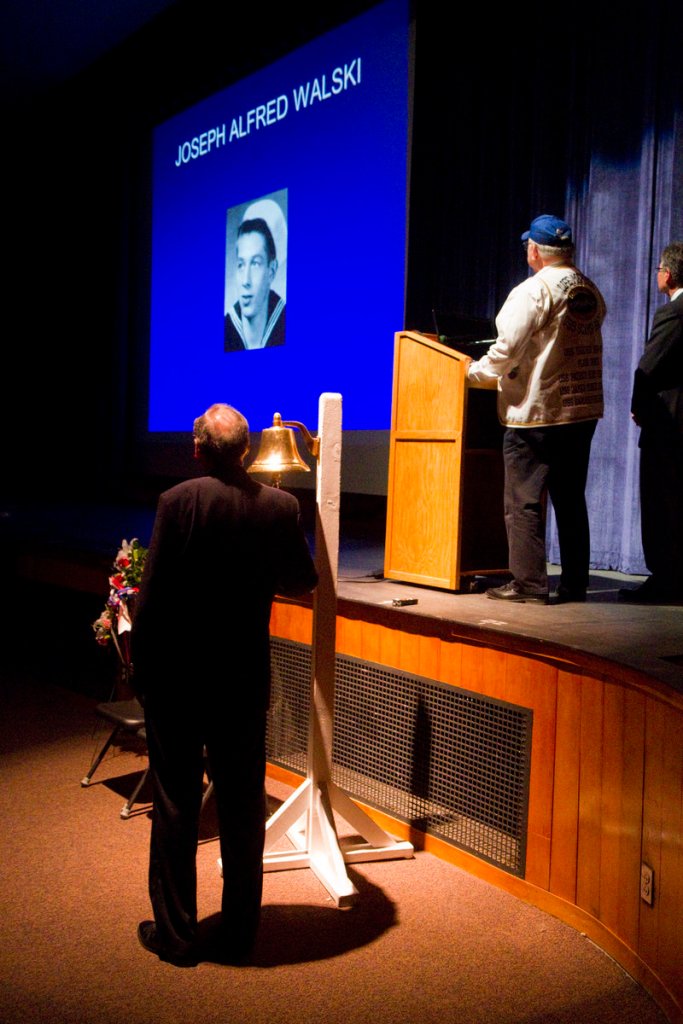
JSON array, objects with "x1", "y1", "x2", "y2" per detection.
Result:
[
  {"x1": 622, "y1": 242, "x2": 683, "y2": 603},
  {"x1": 132, "y1": 403, "x2": 317, "y2": 965}
]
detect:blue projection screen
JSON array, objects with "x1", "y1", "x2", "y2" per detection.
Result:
[{"x1": 149, "y1": 0, "x2": 410, "y2": 434}]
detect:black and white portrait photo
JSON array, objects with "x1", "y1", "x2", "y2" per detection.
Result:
[{"x1": 224, "y1": 190, "x2": 288, "y2": 352}]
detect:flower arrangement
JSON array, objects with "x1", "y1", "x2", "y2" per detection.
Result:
[{"x1": 92, "y1": 538, "x2": 148, "y2": 649}]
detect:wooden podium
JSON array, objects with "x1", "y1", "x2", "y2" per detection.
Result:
[{"x1": 384, "y1": 331, "x2": 508, "y2": 592}]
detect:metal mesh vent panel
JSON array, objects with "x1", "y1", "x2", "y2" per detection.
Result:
[
  {"x1": 268, "y1": 637, "x2": 532, "y2": 876},
  {"x1": 267, "y1": 638, "x2": 311, "y2": 774}
]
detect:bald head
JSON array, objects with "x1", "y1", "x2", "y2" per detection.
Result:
[{"x1": 193, "y1": 403, "x2": 250, "y2": 470}]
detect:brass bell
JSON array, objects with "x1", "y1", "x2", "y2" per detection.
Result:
[{"x1": 248, "y1": 412, "x2": 311, "y2": 486}]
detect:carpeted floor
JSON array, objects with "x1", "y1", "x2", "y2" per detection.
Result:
[{"x1": 0, "y1": 648, "x2": 670, "y2": 1024}]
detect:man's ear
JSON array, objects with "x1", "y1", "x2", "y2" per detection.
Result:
[
  {"x1": 269, "y1": 258, "x2": 278, "y2": 283},
  {"x1": 193, "y1": 438, "x2": 201, "y2": 460}
]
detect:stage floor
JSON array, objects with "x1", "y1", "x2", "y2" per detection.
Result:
[
  {"x1": 5, "y1": 496, "x2": 683, "y2": 697},
  {"x1": 335, "y1": 540, "x2": 683, "y2": 697}
]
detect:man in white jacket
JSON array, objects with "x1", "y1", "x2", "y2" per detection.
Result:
[{"x1": 467, "y1": 215, "x2": 606, "y2": 604}]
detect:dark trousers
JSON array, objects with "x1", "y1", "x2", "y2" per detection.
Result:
[
  {"x1": 144, "y1": 691, "x2": 267, "y2": 956},
  {"x1": 640, "y1": 438, "x2": 683, "y2": 595},
  {"x1": 503, "y1": 420, "x2": 597, "y2": 594}
]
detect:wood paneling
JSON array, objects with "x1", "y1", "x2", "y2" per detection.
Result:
[
  {"x1": 385, "y1": 333, "x2": 466, "y2": 590},
  {"x1": 576, "y1": 674, "x2": 605, "y2": 919},
  {"x1": 386, "y1": 440, "x2": 462, "y2": 587},
  {"x1": 598, "y1": 684, "x2": 645, "y2": 945},
  {"x1": 617, "y1": 688, "x2": 647, "y2": 947},
  {"x1": 270, "y1": 600, "x2": 312, "y2": 644},
  {"x1": 641, "y1": 699, "x2": 683, "y2": 1001},
  {"x1": 506, "y1": 654, "x2": 557, "y2": 891},
  {"x1": 397, "y1": 628, "x2": 422, "y2": 677},
  {"x1": 657, "y1": 709, "x2": 683, "y2": 996},
  {"x1": 640, "y1": 699, "x2": 666, "y2": 970},
  {"x1": 384, "y1": 332, "x2": 506, "y2": 590},
  {"x1": 335, "y1": 613, "x2": 362, "y2": 659},
  {"x1": 392, "y1": 333, "x2": 464, "y2": 433},
  {"x1": 549, "y1": 670, "x2": 582, "y2": 902},
  {"x1": 270, "y1": 599, "x2": 683, "y2": 1022}
]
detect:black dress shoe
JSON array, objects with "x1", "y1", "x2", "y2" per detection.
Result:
[
  {"x1": 137, "y1": 921, "x2": 198, "y2": 967},
  {"x1": 554, "y1": 585, "x2": 587, "y2": 604},
  {"x1": 486, "y1": 581, "x2": 548, "y2": 605}
]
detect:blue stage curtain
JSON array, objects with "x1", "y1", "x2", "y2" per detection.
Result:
[
  {"x1": 547, "y1": 17, "x2": 683, "y2": 574},
  {"x1": 408, "y1": 6, "x2": 681, "y2": 575}
]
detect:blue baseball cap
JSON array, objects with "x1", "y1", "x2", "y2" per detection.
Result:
[{"x1": 521, "y1": 214, "x2": 573, "y2": 246}]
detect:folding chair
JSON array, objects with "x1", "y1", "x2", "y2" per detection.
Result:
[{"x1": 81, "y1": 699, "x2": 149, "y2": 819}]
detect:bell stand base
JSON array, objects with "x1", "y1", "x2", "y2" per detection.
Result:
[{"x1": 260, "y1": 775, "x2": 414, "y2": 907}]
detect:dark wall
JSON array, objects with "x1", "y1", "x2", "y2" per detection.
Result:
[
  {"x1": 3, "y1": 0, "x2": 676, "y2": 511},
  {"x1": 407, "y1": 3, "x2": 582, "y2": 330},
  {"x1": 3, "y1": 0, "x2": 376, "y2": 502}
]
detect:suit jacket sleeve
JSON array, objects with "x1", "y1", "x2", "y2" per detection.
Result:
[
  {"x1": 631, "y1": 297, "x2": 683, "y2": 438},
  {"x1": 129, "y1": 490, "x2": 184, "y2": 693}
]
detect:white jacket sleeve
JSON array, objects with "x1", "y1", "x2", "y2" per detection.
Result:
[{"x1": 467, "y1": 276, "x2": 552, "y2": 384}]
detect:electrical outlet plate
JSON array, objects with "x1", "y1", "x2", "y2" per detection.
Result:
[{"x1": 640, "y1": 862, "x2": 654, "y2": 905}]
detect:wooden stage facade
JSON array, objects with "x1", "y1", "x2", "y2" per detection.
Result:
[{"x1": 268, "y1": 572, "x2": 683, "y2": 1023}]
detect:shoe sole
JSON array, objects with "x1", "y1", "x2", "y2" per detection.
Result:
[{"x1": 486, "y1": 589, "x2": 548, "y2": 604}]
